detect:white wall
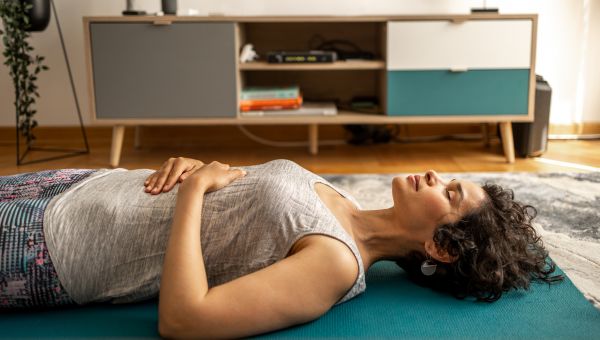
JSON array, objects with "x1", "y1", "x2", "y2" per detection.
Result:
[
  {"x1": 0, "y1": 0, "x2": 598, "y2": 126},
  {"x1": 582, "y1": 0, "x2": 600, "y2": 123}
]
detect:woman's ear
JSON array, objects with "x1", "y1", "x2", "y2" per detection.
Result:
[{"x1": 424, "y1": 240, "x2": 457, "y2": 264}]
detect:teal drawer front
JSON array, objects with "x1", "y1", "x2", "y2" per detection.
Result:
[{"x1": 387, "y1": 69, "x2": 530, "y2": 116}]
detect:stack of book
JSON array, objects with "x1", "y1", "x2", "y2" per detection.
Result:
[
  {"x1": 240, "y1": 86, "x2": 302, "y2": 112},
  {"x1": 241, "y1": 102, "x2": 337, "y2": 117}
]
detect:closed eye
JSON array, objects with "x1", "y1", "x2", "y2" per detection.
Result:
[{"x1": 446, "y1": 179, "x2": 458, "y2": 202}]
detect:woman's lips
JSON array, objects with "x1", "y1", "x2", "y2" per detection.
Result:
[{"x1": 406, "y1": 175, "x2": 420, "y2": 191}]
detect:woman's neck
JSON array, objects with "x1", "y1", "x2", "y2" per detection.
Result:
[{"x1": 348, "y1": 207, "x2": 423, "y2": 271}]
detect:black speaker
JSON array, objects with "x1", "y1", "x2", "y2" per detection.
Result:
[{"x1": 513, "y1": 75, "x2": 552, "y2": 157}]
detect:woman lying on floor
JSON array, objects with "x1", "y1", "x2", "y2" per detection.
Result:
[{"x1": 0, "y1": 157, "x2": 562, "y2": 338}]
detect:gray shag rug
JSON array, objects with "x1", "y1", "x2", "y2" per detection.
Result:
[{"x1": 323, "y1": 172, "x2": 600, "y2": 309}]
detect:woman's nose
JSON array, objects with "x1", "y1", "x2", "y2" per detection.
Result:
[{"x1": 425, "y1": 170, "x2": 443, "y2": 186}]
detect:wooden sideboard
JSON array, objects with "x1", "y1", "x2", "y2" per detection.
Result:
[{"x1": 83, "y1": 14, "x2": 537, "y2": 167}]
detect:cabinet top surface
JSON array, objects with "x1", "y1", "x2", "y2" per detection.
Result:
[{"x1": 84, "y1": 14, "x2": 537, "y2": 23}]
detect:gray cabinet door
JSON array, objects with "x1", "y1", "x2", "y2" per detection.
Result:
[{"x1": 91, "y1": 22, "x2": 237, "y2": 119}]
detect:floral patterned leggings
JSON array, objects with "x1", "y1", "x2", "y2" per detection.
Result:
[{"x1": 0, "y1": 169, "x2": 96, "y2": 309}]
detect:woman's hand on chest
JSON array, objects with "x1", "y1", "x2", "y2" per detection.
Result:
[
  {"x1": 144, "y1": 157, "x2": 246, "y2": 195},
  {"x1": 179, "y1": 161, "x2": 247, "y2": 195}
]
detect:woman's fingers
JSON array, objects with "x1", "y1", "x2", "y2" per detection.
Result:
[
  {"x1": 178, "y1": 160, "x2": 205, "y2": 182},
  {"x1": 197, "y1": 165, "x2": 247, "y2": 193},
  {"x1": 179, "y1": 171, "x2": 191, "y2": 182},
  {"x1": 147, "y1": 159, "x2": 175, "y2": 194},
  {"x1": 154, "y1": 161, "x2": 185, "y2": 193},
  {"x1": 145, "y1": 172, "x2": 160, "y2": 193},
  {"x1": 231, "y1": 168, "x2": 246, "y2": 180},
  {"x1": 178, "y1": 164, "x2": 200, "y2": 182},
  {"x1": 147, "y1": 157, "x2": 175, "y2": 192},
  {"x1": 144, "y1": 158, "x2": 207, "y2": 194},
  {"x1": 162, "y1": 162, "x2": 196, "y2": 192},
  {"x1": 211, "y1": 168, "x2": 246, "y2": 192}
]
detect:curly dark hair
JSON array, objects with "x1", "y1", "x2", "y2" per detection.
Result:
[{"x1": 395, "y1": 183, "x2": 564, "y2": 302}]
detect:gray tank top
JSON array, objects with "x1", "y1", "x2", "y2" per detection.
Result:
[{"x1": 43, "y1": 160, "x2": 366, "y2": 306}]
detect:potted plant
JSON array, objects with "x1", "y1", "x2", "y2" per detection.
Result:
[{"x1": 0, "y1": 0, "x2": 50, "y2": 148}]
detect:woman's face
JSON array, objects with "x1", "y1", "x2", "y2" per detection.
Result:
[{"x1": 391, "y1": 170, "x2": 487, "y2": 241}]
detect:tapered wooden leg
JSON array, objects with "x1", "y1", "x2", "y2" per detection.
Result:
[
  {"x1": 110, "y1": 125, "x2": 125, "y2": 168},
  {"x1": 499, "y1": 122, "x2": 515, "y2": 164},
  {"x1": 308, "y1": 124, "x2": 318, "y2": 155},
  {"x1": 134, "y1": 125, "x2": 142, "y2": 149},
  {"x1": 481, "y1": 123, "x2": 490, "y2": 147}
]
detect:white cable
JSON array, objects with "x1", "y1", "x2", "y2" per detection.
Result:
[{"x1": 237, "y1": 125, "x2": 347, "y2": 148}]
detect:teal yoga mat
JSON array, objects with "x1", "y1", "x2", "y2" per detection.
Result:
[{"x1": 1, "y1": 261, "x2": 599, "y2": 339}]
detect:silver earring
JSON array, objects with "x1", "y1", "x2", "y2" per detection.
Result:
[{"x1": 421, "y1": 254, "x2": 437, "y2": 276}]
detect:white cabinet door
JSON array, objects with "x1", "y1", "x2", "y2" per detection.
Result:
[{"x1": 387, "y1": 20, "x2": 532, "y2": 70}]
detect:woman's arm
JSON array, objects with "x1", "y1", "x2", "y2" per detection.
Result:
[
  {"x1": 156, "y1": 161, "x2": 359, "y2": 339},
  {"x1": 158, "y1": 178, "x2": 209, "y2": 329},
  {"x1": 158, "y1": 161, "x2": 245, "y2": 334}
]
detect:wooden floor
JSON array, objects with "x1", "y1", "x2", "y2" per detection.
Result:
[{"x1": 1, "y1": 126, "x2": 599, "y2": 176}]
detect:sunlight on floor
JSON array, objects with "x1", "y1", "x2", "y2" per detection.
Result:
[{"x1": 535, "y1": 158, "x2": 600, "y2": 172}]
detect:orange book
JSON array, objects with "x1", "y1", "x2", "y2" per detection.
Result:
[
  {"x1": 240, "y1": 96, "x2": 303, "y2": 111},
  {"x1": 240, "y1": 102, "x2": 301, "y2": 112},
  {"x1": 240, "y1": 97, "x2": 302, "y2": 107}
]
